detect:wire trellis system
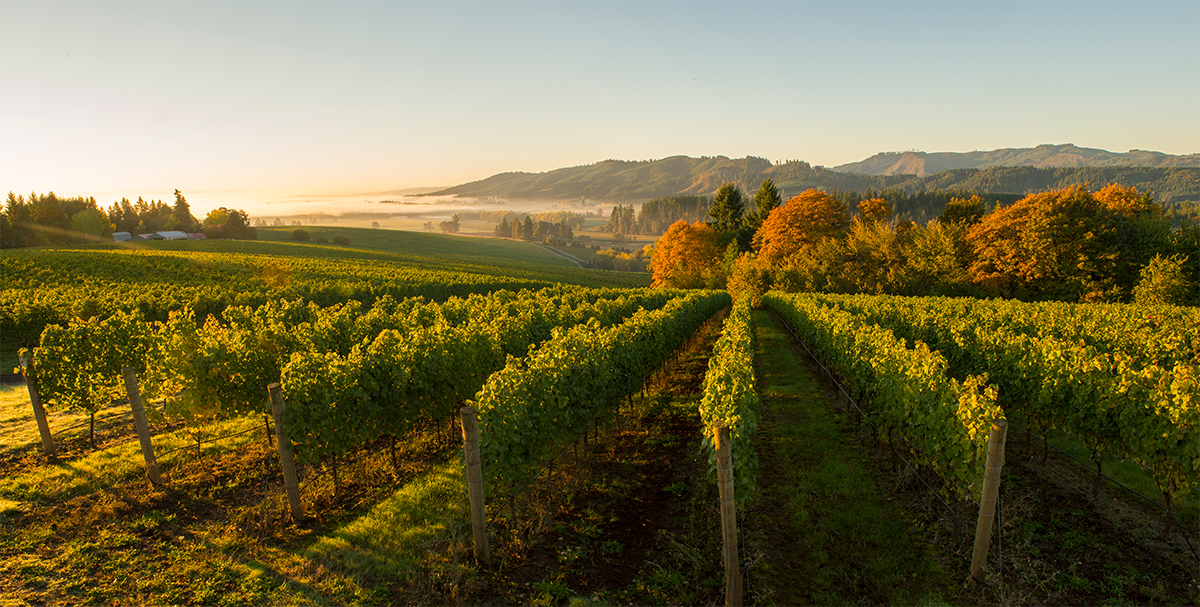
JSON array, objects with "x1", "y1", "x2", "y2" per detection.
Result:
[{"x1": 774, "y1": 314, "x2": 976, "y2": 551}]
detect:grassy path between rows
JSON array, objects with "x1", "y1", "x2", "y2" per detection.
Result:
[{"x1": 744, "y1": 310, "x2": 954, "y2": 606}]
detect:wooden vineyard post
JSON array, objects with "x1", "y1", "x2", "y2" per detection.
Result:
[
  {"x1": 19, "y1": 351, "x2": 57, "y2": 457},
  {"x1": 121, "y1": 367, "x2": 162, "y2": 485},
  {"x1": 267, "y1": 383, "x2": 305, "y2": 524},
  {"x1": 715, "y1": 425, "x2": 743, "y2": 607},
  {"x1": 460, "y1": 406, "x2": 490, "y2": 566},
  {"x1": 969, "y1": 418, "x2": 1008, "y2": 588}
]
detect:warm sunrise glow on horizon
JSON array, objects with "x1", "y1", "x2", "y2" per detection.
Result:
[{"x1": 2, "y1": 1, "x2": 1197, "y2": 216}]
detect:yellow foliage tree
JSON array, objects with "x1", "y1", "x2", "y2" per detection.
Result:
[
  {"x1": 726, "y1": 253, "x2": 771, "y2": 307},
  {"x1": 650, "y1": 220, "x2": 721, "y2": 288},
  {"x1": 856, "y1": 198, "x2": 892, "y2": 223}
]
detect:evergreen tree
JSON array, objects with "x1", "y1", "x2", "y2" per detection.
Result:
[
  {"x1": 171, "y1": 189, "x2": 197, "y2": 231},
  {"x1": 746, "y1": 178, "x2": 782, "y2": 233},
  {"x1": 708, "y1": 183, "x2": 745, "y2": 232}
]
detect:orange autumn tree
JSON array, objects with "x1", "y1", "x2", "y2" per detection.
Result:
[
  {"x1": 966, "y1": 183, "x2": 1171, "y2": 301},
  {"x1": 1094, "y1": 182, "x2": 1158, "y2": 218},
  {"x1": 650, "y1": 220, "x2": 721, "y2": 288},
  {"x1": 1093, "y1": 182, "x2": 1171, "y2": 287},
  {"x1": 754, "y1": 189, "x2": 850, "y2": 267},
  {"x1": 966, "y1": 184, "x2": 1122, "y2": 301}
]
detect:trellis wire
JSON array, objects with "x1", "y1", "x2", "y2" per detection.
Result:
[
  {"x1": 774, "y1": 314, "x2": 976, "y2": 550},
  {"x1": 1008, "y1": 421, "x2": 1200, "y2": 564},
  {"x1": 482, "y1": 324, "x2": 708, "y2": 531},
  {"x1": 156, "y1": 425, "x2": 265, "y2": 458},
  {"x1": 49, "y1": 398, "x2": 170, "y2": 437}
]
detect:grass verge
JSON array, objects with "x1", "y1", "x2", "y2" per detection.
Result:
[{"x1": 744, "y1": 310, "x2": 953, "y2": 606}]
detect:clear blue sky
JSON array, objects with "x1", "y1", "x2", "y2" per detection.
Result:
[{"x1": 2, "y1": 1, "x2": 1197, "y2": 213}]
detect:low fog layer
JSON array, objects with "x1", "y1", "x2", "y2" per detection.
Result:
[{"x1": 239, "y1": 194, "x2": 617, "y2": 233}]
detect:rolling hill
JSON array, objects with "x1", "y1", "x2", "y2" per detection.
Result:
[
  {"x1": 830, "y1": 144, "x2": 1199, "y2": 176},
  {"x1": 426, "y1": 152, "x2": 1199, "y2": 205}
]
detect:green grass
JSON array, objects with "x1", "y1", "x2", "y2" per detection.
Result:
[
  {"x1": 1005, "y1": 410, "x2": 1199, "y2": 528},
  {"x1": 0, "y1": 402, "x2": 473, "y2": 605},
  {"x1": 0, "y1": 412, "x2": 264, "y2": 502},
  {"x1": 746, "y1": 310, "x2": 951, "y2": 606},
  {"x1": 304, "y1": 459, "x2": 471, "y2": 592},
  {"x1": 4, "y1": 229, "x2": 651, "y2": 292}
]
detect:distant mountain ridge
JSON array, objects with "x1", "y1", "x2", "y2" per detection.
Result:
[
  {"x1": 426, "y1": 152, "x2": 1199, "y2": 207},
  {"x1": 831, "y1": 144, "x2": 1199, "y2": 176}
]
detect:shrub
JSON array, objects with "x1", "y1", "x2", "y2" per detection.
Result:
[{"x1": 1133, "y1": 254, "x2": 1194, "y2": 306}]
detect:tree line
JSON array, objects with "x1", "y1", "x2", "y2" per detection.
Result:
[
  {"x1": 596, "y1": 187, "x2": 1027, "y2": 237},
  {"x1": 1, "y1": 190, "x2": 257, "y2": 248},
  {"x1": 649, "y1": 180, "x2": 1198, "y2": 307},
  {"x1": 494, "y1": 216, "x2": 575, "y2": 244}
]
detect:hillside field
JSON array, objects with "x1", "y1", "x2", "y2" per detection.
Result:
[{"x1": 0, "y1": 230, "x2": 1196, "y2": 606}]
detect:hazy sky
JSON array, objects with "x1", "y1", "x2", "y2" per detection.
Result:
[{"x1": 2, "y1": 1, "x2": 1197, "y2": 214}]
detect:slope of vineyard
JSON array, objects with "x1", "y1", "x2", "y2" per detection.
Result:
[
  {"x1": 473, "y1": 290, "x2": 730, "y2": 490},
  {"x1": 5, "y1": 210, "x2": 1199, "y2": 605},
  {"x1": 0, "y1": 234, "x2": 651, "y2": 349},
  {"x1": 810, "y1": 292, "x2": 1200, "y2": 504},
  {"x1": 763, "y1": 292, "x2": 1002, "y2": 498}
]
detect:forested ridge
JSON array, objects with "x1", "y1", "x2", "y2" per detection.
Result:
[
  {"x1": 428, "y1": 154, "x2": 1198, "y2": 210},
  {"x1": 832, "y1": 143, "x2": 1199, "y2": 175}
]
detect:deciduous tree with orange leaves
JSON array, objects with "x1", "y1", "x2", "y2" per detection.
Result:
[
  {"x1": 753, "y1": 189, "x2": 849, "y2": 267},
  {"x1": 964, "y1": 184, "x2": 1166, "y2": 301},
  {"x1": 650, "y1": 220, "x2": 721, "y2": 288},
  {"x1": 1094, "y1": 183, "x2": 1158, "y2": 218}
]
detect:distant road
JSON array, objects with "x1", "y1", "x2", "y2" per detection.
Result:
[{"x1": 535, "y1": 242, "x2": 585, "y2": 267}]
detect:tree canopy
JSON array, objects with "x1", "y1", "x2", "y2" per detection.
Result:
[
  {"x1": 203, "y1": 207, "x2": 257, "y2": 240},
  {"x1": 754, "y1": 189, "x2": 850, "y2": 267},
  {"x1": 649, "y1": 220, "x2": 721, "y2": 288},
  {"x1": 856, "y1": 198, "x2": 892, "y2": 223},
  {"x1": 965, "y1": 184, "x2": 1166, "y2": 301},
  {"x1": 745, "y1": 178, "x2": 782, "y2": 233},
  {"x1": 708, "y1": 183, "x2": 746, "y2": 232}
]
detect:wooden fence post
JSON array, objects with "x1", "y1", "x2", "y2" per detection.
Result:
[
  {"x1": 121, "y1": 367, "x2": 162, "y2": 485},
  {"x1": 19, "y1": 351, "x2": 57, "y2": 457},
  {"x1": 267, "y1": 383, "x2": 305, "y2": 524},
  {"x1": 460, "y1": 406, "x2": 490, "y2": 566},
  {"x1": 715, "y1": 424, "x2": 743, "y2": 607},
  {"x1": 969, "y1": 418, "x2": 1008, "y2": 588}
]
